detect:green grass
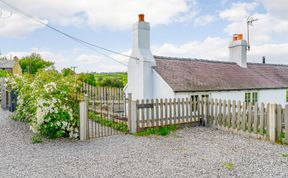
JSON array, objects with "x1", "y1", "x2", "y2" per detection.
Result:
[
  {"x1": 89, "y1": 112, "x2": 129, "y2": 133},
  {"x1": 223, "y1": 162, "x2": 234, "y2": 171},
  {"x1": 31, "y1": 134, "x2": 42, "y2": 144},
  {"x1": 281, "y1": 153, "x2": 288, "y2": 158},
  {"x1": 135, "y1": 125, "x2": 178, "y2": 137}
]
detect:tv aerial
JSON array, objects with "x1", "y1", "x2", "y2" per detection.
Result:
[{"x1": 247, "y1": 16, "x2": 259, "y2": 51}]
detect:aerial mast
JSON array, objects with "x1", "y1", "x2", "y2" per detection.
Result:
[{"x1": 247, "y1": 16, "x2": 259, "y2": 51}]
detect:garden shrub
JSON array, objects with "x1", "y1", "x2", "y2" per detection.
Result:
[
  {"x1": 0, "y1": 69, "x2": 10, "y2": 77},
  {"x1": 7, "y1": 70, "x2": 81, "y2": 139}
]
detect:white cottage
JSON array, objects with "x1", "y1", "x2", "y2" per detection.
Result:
[{"x1": 125, "y1": 14, "x2": 288, "y2": 106}]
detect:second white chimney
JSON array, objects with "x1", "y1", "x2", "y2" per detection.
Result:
[{"x1": 229, "y1": 34, "x2": 247, "y2": 68}]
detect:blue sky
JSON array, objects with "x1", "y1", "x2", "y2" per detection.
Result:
[{"x1": 0, "y1": 0, "x2": 287, "y2": 72}]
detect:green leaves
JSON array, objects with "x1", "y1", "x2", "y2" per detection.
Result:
[
  {"x1": 0, "y1": 69, "x2": 10, "y2": 77},
  {"x1": 9, "y1": 69, "x2": 80, "y2": 139},
  {"x1": 19, "y1": 53, "x2": 54, "y2": 74}
]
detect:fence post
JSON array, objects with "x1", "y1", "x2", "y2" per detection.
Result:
[
  {"x1": 203, "y1": 97, "x2": 209, "y2": 126},
  {"x1": 128, "y1": 93, "x2": 137, "y2": 133},
  {"x1": 285, "y1": 105, "x2": 288, "y2": 143},
  {"x1": 268, "y1": 104, "x2": 276, "y2": 143},
  {"x1": 80, "y1": 94, "x2": 89, "y2": 141},
  {"x1": 1, "y1": 78, "x2": 7, "y2": 110}
]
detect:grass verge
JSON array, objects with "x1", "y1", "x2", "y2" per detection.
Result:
[
  {"x1": 135, "y1": 125, "x2": 178, "y2": 137},
  {"x1": 89, "y1": 112, "x2": 129, "y2": 133}
]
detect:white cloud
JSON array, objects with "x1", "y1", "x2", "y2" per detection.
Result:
[
  {"x1": 153, "y1": 37, "x2": 228, "y2": 60},
  {"x1": 261, "y1": 0, "x2": 288, "y2": 19},
  {"x1": 2, "y1": 0, "x2": 194, "y2": 36},
  {"x1": 4, "y1": 48, "x2": 128, "y2": 73},
  {"x1": 219, "y1": 2, "x2": 258, "y2": 22},
  {"x1": 0, "y1": 10, "x2": 47, "y2": 37},
  {"x1": 219, "y1": 1, "x2": 288, "y2": 44},
  {"x1": 193, "y1": 15, "x2": 216, "y2": 27},
  {"x1": 152, "y1": 37, "x2": 288, "y2": 65}
]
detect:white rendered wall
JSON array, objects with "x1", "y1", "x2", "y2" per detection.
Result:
[
  {"x1": 229, "y1": 40, "x2": 247, "y2": 68},
  {"x1": 126, "y1": 21, "x2": 156, "y2": 100},
  {"x1": 258, "y1": 89, "x2": 287, "y2": 106},
  {"x1": 174, "y1": 89, "x2": 288, "y2": 106},
  {"x1": 153, "y1": 70, "x2": 174, "y2": 99}
]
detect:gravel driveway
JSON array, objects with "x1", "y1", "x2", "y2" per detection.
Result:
[{"x1": 1, "y1": 108, "x2": 288, "y2": 178}]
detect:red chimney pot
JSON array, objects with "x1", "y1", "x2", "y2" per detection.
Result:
[{"x1": 139, "y1": 14, "x2": 145, "y2": 22}]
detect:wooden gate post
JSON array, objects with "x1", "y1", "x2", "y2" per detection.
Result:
[
  {"x1": 285, "y1": 105, "x2": 288, "y2": 143},
  {"x1": 268, "y1": 104, "x2": 276, "y2": 143},
  {"x1": 80, "y1": 94, "x2": 89, "y2": 141},
  {"x1": 128, "y1": 93, "x2": 137, "y2": 133},
  {"x1": 1, "y1": 78, "x2": 7, "y2": 110}
]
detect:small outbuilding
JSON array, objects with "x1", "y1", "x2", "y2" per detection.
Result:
[{"x1": 0, "y1": 57, "x2": 22, "y2": 75}]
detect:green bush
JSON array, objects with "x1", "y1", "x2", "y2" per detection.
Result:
[
  {"x1": 7, "y1": 70, "x2": 81, "y2": 139},
  {"x1": 78, "y1": 73, "x2": 96, "y2": 86},
  {"x1": 0, "y1": 69, "x2": 10, "y2": 77}
]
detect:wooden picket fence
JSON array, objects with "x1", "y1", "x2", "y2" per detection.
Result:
[
  {"x1": 0, "y1": 77, "x2": 2, "y2": 102},
  {"x1": 207, "y1": 99, "x2": 288, "y2": 143},
  {"x1": 79, "y1": 92, "x2": 288, "y2": 143},
  {"x1": 129, "y1": 96, "x2": 288, "y2": 143},
  {"x1": 81, "y1": 83, "x2": 128, "y2": 139},
  {"x1": 134, "y1": 97, "x2": 203, "y2": 130}
]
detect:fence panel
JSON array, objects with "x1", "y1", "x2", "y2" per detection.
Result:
[
  {"x1": 82, "y1": 83, "x2": 127, "y2": 139},
  {"x1": 136, "y1": 97, "x2": 202, "y2": 129}
]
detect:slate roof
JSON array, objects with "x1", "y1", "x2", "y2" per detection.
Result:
[
  {"x1": 154, "y1": 56, "x2": 288, "y2": 92},
  {"x1": 0, "y1": 60, "x2": 16, "y2": 69}
]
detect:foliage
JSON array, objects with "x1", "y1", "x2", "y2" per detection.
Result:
[
  {"x1": 0, "y1": 56, "x2": 8, "y2": 60},
  {"x1": 78, "y1": 72, "x2": 127, "y2": 88},
  {"x1": 62, "y1": 68, "x2": 76, "y2": 76},
  {"x1": 7, "y1": 70, "x2": 80, "y2": 139},
  {"x1": 0, "y1": 69, "x2": 10, "y2": 77},
  {"x1": 78, "y1": 73, "x2": 96, "y2": 86},
  {"x1": 19, "y1": 53, "x2": 54, "y2": 74},
  {"x1": 97, "y1": 77, "x2": 124, "y2": 88},
  {"x1": 31, "y1": 134, "x2": 43, "y2": 144},
  {"x1": 95, "y1": 72, "x2": 127, "y2": 88},
  {"x1": 223, "y1": 162, "x2": 234, "y2": 171},
  {"x1": 282, "y1": 153, "x2": 288, "y2": 157},
  {"x1": 135, "y1": 125, "x2": 178, "y2": 136},
  {"x1": 89, "y1": 112, "x2": 129, "y2": 133}
]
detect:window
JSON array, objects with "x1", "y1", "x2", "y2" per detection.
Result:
[
  {"x1": 245, "y1": 92, "x2": 258, "y2": 104},
  {"x1": 252, "y1": 92, "x2": 258, "y2": 104},
  {"x1": 286, "y1": 90, "x2": 288, "y2": 102}
]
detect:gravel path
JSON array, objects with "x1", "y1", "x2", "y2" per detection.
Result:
[{"x1": 1, "y1": 108, "x2": 288, "y2": 178}]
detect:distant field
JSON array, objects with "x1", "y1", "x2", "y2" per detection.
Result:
[{"x1": 94, "y1": 72, "x2": 127, "y2": 87}]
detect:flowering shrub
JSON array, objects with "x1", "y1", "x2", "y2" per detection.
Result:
[{"x1": 7, "y1": 70, "x2": 81, "y2": 139}]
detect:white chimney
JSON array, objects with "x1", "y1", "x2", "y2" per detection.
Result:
[
  {"x1": 229, "y1": 34, "x2": 248, "y2": 68},
  {"x1": 126, "y1": 14, "x2": 155, "y2": 100}
]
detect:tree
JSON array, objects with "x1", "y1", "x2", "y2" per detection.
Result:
[
  {"x1": 78, "y1": 73, "x2": 96, "y2": 86},
  {"x1": 19, "y1": 53, "x2": 54, "y2": 74},
  {"x1": 62, "y1": 68, "x2": 76, "y2": 76}
]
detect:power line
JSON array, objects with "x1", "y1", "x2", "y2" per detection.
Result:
[{"x1": 0, "y1": 0, "x2": 137, "y2": 66}]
